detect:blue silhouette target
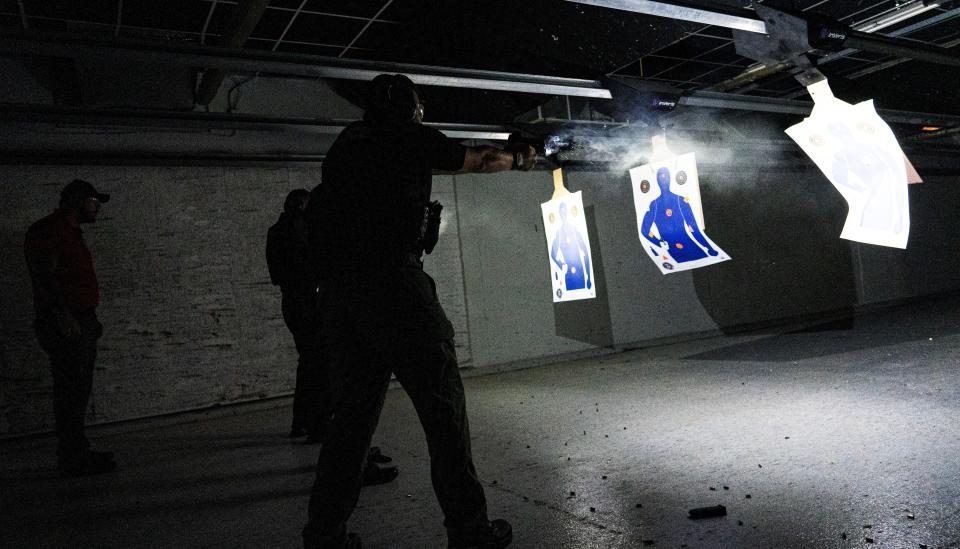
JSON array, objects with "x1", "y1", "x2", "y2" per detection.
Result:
[
  {"x1": 630, "y1": 153, "x2": 730, "y2": 275},
  {"x1": 541, "y1": 191, "x2": 596, "y2": 302}
]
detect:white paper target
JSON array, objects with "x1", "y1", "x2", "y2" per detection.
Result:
[
  {"x1": 629, "y1": 153, "x2": 730, "y2": 275},
  {"x1": 541, "y1": 191, "x2": 596, "y2": 302},
  {"x1": 785, "y1": 91, "x2": 910, "y2": 248}
]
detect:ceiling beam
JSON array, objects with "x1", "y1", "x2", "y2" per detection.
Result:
[
  {"x1": 0, "y1": 151, "x2": 328, "y2": 166},
  {"x1": 0, "y1": 30, "x2": 611, "y2": 99},
  {"x1": 679, "y1": 90, "x2": 960, "y2": 127},
  {"x1": 195, "y1": 0, "x2": 270, "y2": 106},
  {"x1": 16, "y1": 0, "x2": 28, "y2": 29},
  {"x1": 114, "y1": 0, "x2": 123, "y2": 37},
  {"x1": 0, "y1": 103, "x2": 512, "y2": 140},
  {"x1": 580, "y1": 0, "x2": 960, "y2": 93},
  {"x1": 730, "y1": 3, "x2": 960, "y2": 91}
]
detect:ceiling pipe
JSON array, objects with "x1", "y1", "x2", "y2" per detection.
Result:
[
  {"x1": 0, "y1": 30, "x2": 611, "y2": 99},
  {"x1": 195, "y1": 0, "x2": 270, "y2": 106}
]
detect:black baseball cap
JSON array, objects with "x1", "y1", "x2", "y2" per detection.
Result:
[{"x1": 61, "y1": 179, "x2": 110, "y2": 203}]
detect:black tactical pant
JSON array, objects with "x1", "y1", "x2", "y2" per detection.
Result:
[
  {"x1": 282, "y1": 289, "x2": 330, "y2": 436},
  {"x1": 303, "y1": 267, "x2": 488, "y2": 548},
  {"x1": 34, "y1": 309, "x2": 102, "y2": 462}
]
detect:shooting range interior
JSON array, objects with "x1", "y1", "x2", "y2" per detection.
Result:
[{"x1": 2, "y1": 1, "x2": 960, "y2": 547}]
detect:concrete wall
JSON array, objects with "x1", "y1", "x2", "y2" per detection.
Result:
[
  {"x1": 2, "y1": 151, "x2": 959, "y2": 436},
  {"x1": 453, "y1": 147, "x2": 960, "y2": 368}
]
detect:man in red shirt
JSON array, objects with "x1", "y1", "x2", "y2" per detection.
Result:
[{"x1": 24, "y1": 179, "x2": 116, "y2": 477}]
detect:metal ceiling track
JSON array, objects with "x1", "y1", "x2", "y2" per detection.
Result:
[
  {"x1": 0, "y1": 151, "x2": 328, "y2": 167},
  {"x1": 0, "y1": 29, "x2": 611, "y2": 99},
  {"x1": 0, "y1": 103, "x2": 513, "y2": 140},
  {"x1": 679, "y1": 90, "x2": 960, "y2": 127}
]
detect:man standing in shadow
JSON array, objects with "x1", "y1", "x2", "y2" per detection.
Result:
[
  {"x1": 267, "y1": 189, "x2": 327, "y2": 442},
  {"x1": 24, "y1": 179, "x2": 116, "y2": 477},
  {"x1": 268, "y1": 188, "x2": 400, "y2": 483}
]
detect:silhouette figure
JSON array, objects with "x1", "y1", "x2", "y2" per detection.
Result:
[
  {"x1": 24, "y1": 179, "x2": 117, "y2": 477},
  {"x1": 549, "y1": 202, "x2": 592, "y2": 292},
  {"x1": 640, "y1": 167, "x2": 718, "y2": 263}
]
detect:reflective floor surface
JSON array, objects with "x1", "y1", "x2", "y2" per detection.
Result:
[{"x1": 3, "y1": 295, "x2": 960, "y2": 548}]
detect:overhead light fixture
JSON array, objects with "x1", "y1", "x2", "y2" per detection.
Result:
[
  {"x1": 438, "y1": 130, "x2": 513, "y2": 140},
  {"x1": 567, "y1": 0, "x2": 767, "y2": 34},
  {"x1": 426, "y1": 123, "x2": 512, "y2": 141},
  {"x1": 852, "y1": 1, "x2": 941, "y2": 33}
]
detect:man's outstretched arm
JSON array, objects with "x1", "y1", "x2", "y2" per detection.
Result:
[{"x1": 460, "y1": 145, "x2": 536, "y2": 173}]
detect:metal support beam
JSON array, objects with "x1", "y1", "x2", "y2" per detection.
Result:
[
  {"x1": 15, "y1": 0, "x2": 28, "y2": 29},
  {"x1": 818, "y1": 5, "x2": 960, "y2": 65},
  {"x1": 566, "y1": 0, "x2": 766, "y2": 34},
  {"x1": 583, "y1": 0, "x2": 960, "y2": 93},
  {"x1": 0, "y1": 151, "x2": 327, "y2": 166},
  {"x1": 0, "y1": 31, "x2": 612, "y2": 99},
  {"x1": 679, "y1": 90, "x2": 960, "y2": 127},
  {"x1": 721, "y1": 4, "x2": 960, "y2": 92},
  {"x1": 844, "y1": 30, "x2": 960, "y2": 69},
  {"x1": 195, "y1": 0, "x2": 270, "y2": 105},
  {"x1": 0, "y1": 103, "x2": 512, "y2": 140}
]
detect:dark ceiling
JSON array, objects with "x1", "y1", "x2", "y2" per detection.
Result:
[{"x1": 1, "y1": 0, "x2": 959, "y2": 135}]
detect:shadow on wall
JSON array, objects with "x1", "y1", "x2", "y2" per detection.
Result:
[
  {"x1": 690, "y1": 164, "x2": 858, "y2": 333},
  {"x1": 553, "y1": 205, "x2": 614, "y2": 347},
  {"x1": 684, "y1": 291, "x2": 960, "y2": 362}
]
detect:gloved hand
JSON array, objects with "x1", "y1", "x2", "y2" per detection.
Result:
[{"x1": 505, "y1": 133, "x2": 537, "y2": 171}]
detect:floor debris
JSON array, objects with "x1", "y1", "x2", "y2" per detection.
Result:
[{"x1": 688, "y1": 505, "x2": 726, "y2": 519}]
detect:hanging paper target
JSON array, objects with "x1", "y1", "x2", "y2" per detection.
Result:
[
  {"x1": 785, "y1": 80, "x2": 910, "y2": 249},
  {"x1": 541, "y1": 190, "x2": 596, "y2": 302},
  {"x1": 629, "y1": 152, "x2": 730, "y2": 275}
]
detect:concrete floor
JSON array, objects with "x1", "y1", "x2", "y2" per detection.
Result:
[{"x1": 4, "y1": 296, "x2": 960, "y2": 549}]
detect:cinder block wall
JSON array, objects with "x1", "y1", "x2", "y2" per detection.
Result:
[{"x1": 0, "y1": 166, "x2": 468, "y2": 436}]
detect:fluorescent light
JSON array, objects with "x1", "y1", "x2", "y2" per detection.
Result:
[
  {"x1": 567, "y1": 0, "x2": 767, "y2": 34},
  {"x1": 852, "y1": 1, "x2": 941, "y2": 33},
  {"x1": 440, "y1": 131, "x2": 512, "y2": 140}
]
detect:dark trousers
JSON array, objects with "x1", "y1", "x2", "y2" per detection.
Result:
[
  {"x1": 303, "y1": 267, "x2": 488, "y2": 548},
  {"x1": 34, "y1": 309, "x2": 101, "y2": 461},
  {"x1": 282, "y1": 290, "x2": 330, "y2": 435}
]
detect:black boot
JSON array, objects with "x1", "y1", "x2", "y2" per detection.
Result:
[
  {"x1": 366, "y1": 446, "x2": 392, "y2": 464},
  {"x1": 302, "y1": 531, "x2": 362, "y2": 549},
  {"x1": 448, "y1": 519, "x2": 512, "y2": 549},
  {"x1": 58, "y1": 452, "x2": 117, "y2": 478},
  {"x1": 361, "y1": 462, "x2": 399, "y2": 486}
]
